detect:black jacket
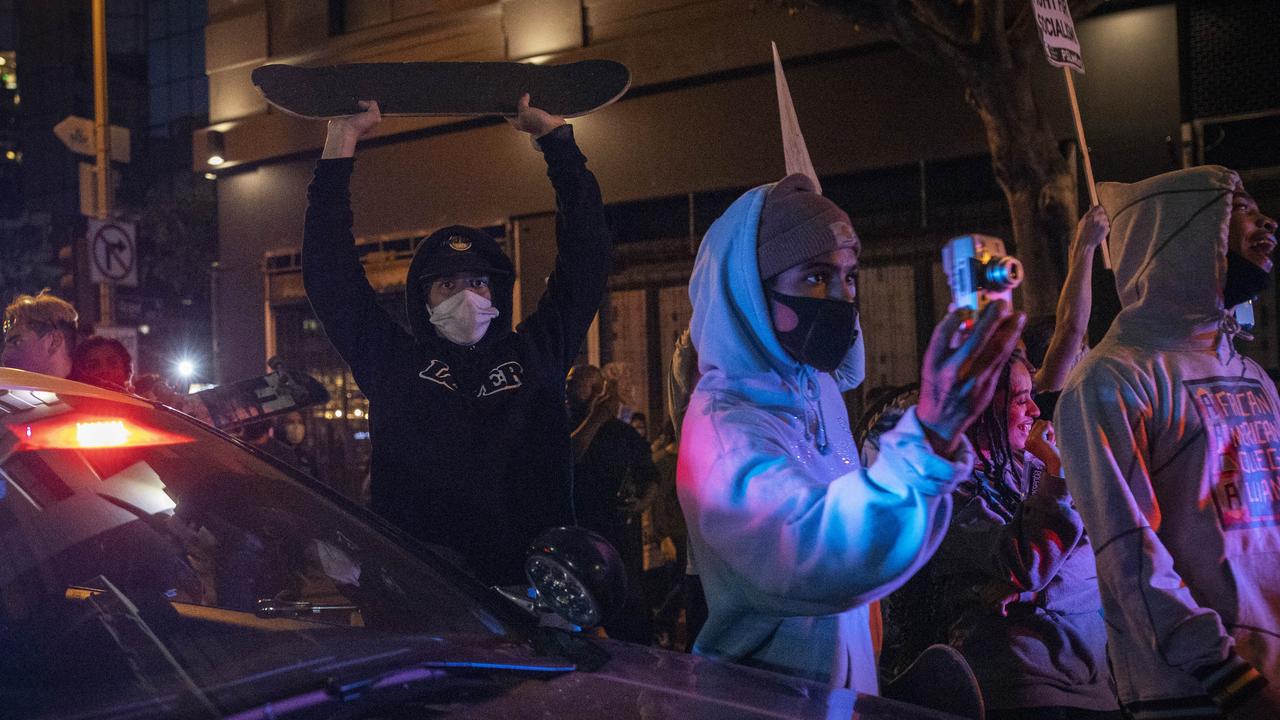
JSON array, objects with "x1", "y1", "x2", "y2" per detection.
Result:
[
  {"x1": 302, "y1": 126, "x2": 611, "y2": 584},
  {"x1": 573, "y1": 419, "x2": 658, "y2": 536}
]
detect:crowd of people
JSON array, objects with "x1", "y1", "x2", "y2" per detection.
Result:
[{"x1": 4, "y1": 89, "x2": 1279, "y2": 720}]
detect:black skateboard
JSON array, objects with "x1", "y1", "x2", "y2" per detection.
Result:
[
  {"x1": 191, "y1": 369, "x2": 329, "y2": 431},
  {"x1": 251, "y1": 60, "x2": 631, "y2": 119}
]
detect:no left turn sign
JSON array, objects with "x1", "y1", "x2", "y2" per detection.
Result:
[{"x1": 88, "y1": 219, "x2": 138, "y2": 287}]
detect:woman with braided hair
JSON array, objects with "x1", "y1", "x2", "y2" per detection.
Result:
[{"x1": 885, "y1": 352, "x2": 1120, "y2": 719}]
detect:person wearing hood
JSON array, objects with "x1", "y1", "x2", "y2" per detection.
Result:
[
  {"x1": 1056, "y1": 166, "x2": 1280, "y2": 720},
  {"x1": 676, "y1": 173, "x2": 1024, "y2": 692},
  {"x1": 302, "y1": 96, "x2": 610, "y2": 585}
]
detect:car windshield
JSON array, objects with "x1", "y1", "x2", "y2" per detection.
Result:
[{"x1": 0, "y1": 386, "x2": 528, "y2": 719}]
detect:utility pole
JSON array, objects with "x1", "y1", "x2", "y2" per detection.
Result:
[{"x1": 92, "y1": 0, "x2": 113, "y2": 325}]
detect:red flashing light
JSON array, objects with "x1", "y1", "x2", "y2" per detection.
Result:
[{"x1": 12, "y1": 416, "x2": 194, "y2": 450}]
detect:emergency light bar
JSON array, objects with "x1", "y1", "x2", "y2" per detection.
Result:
[{"x1": 12, "y1": 416, "x2": 194, "y2": 450}]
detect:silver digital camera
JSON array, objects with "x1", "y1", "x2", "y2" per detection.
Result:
[{"x1": 942, "y1": 234, "x2": 1024, "y2": 322}]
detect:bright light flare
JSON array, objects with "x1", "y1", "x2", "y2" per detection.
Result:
[
  {"x1": 14, "y1": 417, "x2": 194, "y2": 450},
  {"x1": 176, "y1": 360, "x2": 196, "y2": 378},
  {"x1": 76, "y1": 420, "x2": 130, "y2": 447}
]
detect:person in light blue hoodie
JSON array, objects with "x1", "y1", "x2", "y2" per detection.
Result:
[{"x1": 676, "y1": 173, "x2": 1024, "y2": 693}]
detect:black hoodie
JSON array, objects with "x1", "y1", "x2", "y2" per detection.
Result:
[{"x1": 302, "y1": 125, "x2": 611, "y2": 584}]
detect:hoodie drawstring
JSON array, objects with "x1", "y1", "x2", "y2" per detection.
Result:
[
  {"x1": 799, "y1": 368, "x2": 830, "y2": 454},
  {"x1": 1218, "y1": 311, "x2": 1252, "y2": 373}
]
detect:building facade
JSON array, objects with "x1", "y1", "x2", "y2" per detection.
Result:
[
  {"x1": 1, "y1": 0, "x2": 214, "y2": 380},
  {"x1": 198, "y1": 0, "x2": 1277, "y2": 497}
]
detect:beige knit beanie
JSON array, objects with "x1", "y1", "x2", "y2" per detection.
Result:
[{"x1": 756, "y1": 174, "x2": 859, "y2": 280}]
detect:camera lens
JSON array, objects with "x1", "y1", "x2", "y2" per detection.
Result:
[{"x1": 982, "y1": 256, "x2": 1024, "y2": 290}]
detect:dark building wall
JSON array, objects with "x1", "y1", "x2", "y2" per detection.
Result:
[
  {"x1": 204, "y1": 1, "x2": 1195, "y2": 384},
  {"x1": 212, "y1": 42, "x2": 994, "y2": 382},
  {"x1": 20, "y1": 1, "x2": 149, "y2": 212},
  {"x1": 1180, "y1": 0, "x2": 1280, "y2": 122},
  {"x1": 19, "y1": 1, "x2": 93, "y2": 219},
  {"x1": 1073, "y1": 4, "x2": 1181, "y2": 183},
  {"x1": 0, "y1": 1, "x2": 13, "y2": 50},
  {"x1": 16, "y1": 0, "x2": 149, "y2": 315}
]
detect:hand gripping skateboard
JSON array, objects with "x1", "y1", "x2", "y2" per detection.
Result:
[{"x1": 251, "y1": 60, "x2": 631, "y2": 119}]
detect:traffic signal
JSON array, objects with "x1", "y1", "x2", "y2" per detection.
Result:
[{"x1": 56, "y1": 240, "x2": 76, "y2": 296}]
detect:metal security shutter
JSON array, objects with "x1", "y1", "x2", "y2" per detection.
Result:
[{"x1": 1182, "y1": 0, "x2": 1280, "y2": 121}]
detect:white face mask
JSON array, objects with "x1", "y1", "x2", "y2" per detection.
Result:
[{"x1": 428, "y1": 289, "x2": 500, "y2": 346}]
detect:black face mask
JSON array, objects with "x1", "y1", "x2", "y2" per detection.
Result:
[
  {"x1": 1224, "y1": 250, "x2": 1272, "y2": 309},
  {"x1": 769, "y1": 290, "x2": 859, "y2": 372}
]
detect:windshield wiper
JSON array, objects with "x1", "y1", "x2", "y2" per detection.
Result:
[
  {"x1": 82, "y1": 575, "x2": 222, "y2": 720},
  {"x1": 224, "y1": 649, "x2": 575, "y2": 719},
  {"x1": 254, "y1": 598, "x2": 360, "y2": 619}
]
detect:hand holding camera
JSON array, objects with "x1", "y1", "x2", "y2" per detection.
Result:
[
  {"x1": 917, "y1": 234, "x2": 1026, "y2": 456},
  {"x1": 918, "y1": 302, "x2": 1025, "y2": 456},
  {"x1": 942, "y1": 234, "x2": 1024, "y2": 329}
]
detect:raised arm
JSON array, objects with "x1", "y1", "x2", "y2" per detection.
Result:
[
  {"x1": 511, "y1": 94, "x2": 612, "y2": 375},
  {"x1": 681, "y1": 404, "x2": 973, "y2": 616},
  {"x1": 303, "y1": 101, "x2": 410, "y2": 393},
  {"x1": 680, "y1": 304, "x2": 1021, "y2": 614},
  {"x1": 1035, "y1": 205, "x2": 1109, "y2": 392}
]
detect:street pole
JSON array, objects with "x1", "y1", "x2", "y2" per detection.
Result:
[{"x1": 92, "y1": 0, "x2": 114, "y2": 325}]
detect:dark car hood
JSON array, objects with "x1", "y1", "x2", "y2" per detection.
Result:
[
  {"x1": 438, "y1": 637, "x2": 959, "y2": 719},
  {"x1": 58, "y1": 628, "x2": 960, "y2": 720}
]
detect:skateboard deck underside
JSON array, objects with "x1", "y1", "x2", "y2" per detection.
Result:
[
  {"x1": 252, "y1": 60, "x2": 631, "y2": 119},
  {"x1": 194, "y1": 370, "x2": 330, "y2": 430}
]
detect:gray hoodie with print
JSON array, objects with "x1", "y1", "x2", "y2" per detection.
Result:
[{"x1": 1056, "y1": 165, "x2": 1280, "y2": 718}]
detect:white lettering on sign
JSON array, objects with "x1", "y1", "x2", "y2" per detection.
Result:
[{"x1": 1033, "y1": 0, "x2": 1084, "y2": 73}]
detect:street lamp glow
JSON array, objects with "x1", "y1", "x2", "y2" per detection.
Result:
[
  {"x1": 207, "y1": 154, "x2": 224, "y2": 166},
  {"x1": 176, "y1": 360, "x2": 196, "y2": 378}
]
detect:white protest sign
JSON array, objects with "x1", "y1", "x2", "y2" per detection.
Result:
[
  {"x1": 1033, "y1": 0, "x2": 1108, "y2": 265},
  {"x1": 1033, "y1": 0, "x2": 1084, "y2": 73}
]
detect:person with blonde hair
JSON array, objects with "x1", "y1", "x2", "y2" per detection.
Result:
[{"x1": 2, "y1": 290, "x2": 78, "y2": 378}]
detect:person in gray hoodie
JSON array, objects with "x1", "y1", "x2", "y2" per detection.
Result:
[
  {"x1": 1057, "y1": 166, "x2": 1280, "y2": 720},
  {"x1": 677, "y1": 173, "x2": 1024, "y2": 693}
]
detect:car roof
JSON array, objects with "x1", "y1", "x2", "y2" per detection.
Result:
[{"x1": 0, "y1": 368, "x2": 151, "y2": 408}]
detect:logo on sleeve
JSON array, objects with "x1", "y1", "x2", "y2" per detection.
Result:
[
  {"x1": 1187, "y1": 377, "x2": 1280, "y2": 531},
  {"x1": 418, "y1": 359, "x2": 458, "y2": 391},
  {"x1": 478, "y1": 361, "x2": 524, "y2": 397}
]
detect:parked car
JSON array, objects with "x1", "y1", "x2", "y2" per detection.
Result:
[{"x1": 0, "y1": 369, "x2": 956, "y2": 719}]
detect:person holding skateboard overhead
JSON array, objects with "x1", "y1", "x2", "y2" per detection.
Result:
[{"x1": 303, "y1": 95, "x2": 611, "y2": 586}]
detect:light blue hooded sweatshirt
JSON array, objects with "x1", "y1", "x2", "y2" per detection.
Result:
[{"x1": 676, "y1": 182, "x2": 975, "y2": 692}]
